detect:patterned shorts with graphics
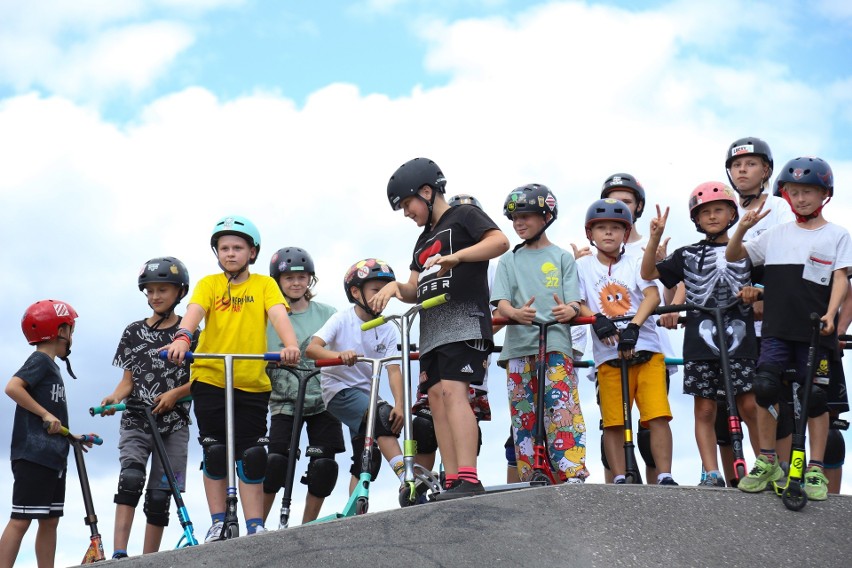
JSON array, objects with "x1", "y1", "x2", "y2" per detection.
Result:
[
  {"x1": 506, "y1": 352, "x2": 588, "y2": 482},
  {"x1": 683, "y1": 359, "x2": 756, "y2": 400}
]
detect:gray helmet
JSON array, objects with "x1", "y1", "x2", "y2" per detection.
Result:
[
  {"x1": 387, "y1": 158, "x2": 446, "y2": 211},
  {"x1": 269, "y1": 247, "x2": 315, "y2": 280},
  {"x1": 137, "y1": 257, "x2": 190, "y2": 299}
]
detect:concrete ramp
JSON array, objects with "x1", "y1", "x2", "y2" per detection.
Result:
[{"x1": 99, "y1": 484, "x2": 852, "y2": 568}]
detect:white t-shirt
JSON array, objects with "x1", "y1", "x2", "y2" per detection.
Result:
[{"x1": 313, "y1": 307, "x2": 400, "y2": 407}]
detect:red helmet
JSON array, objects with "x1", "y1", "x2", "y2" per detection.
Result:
[{"x1": 21, "y1": 300, "x2": 79, "y2": 345}]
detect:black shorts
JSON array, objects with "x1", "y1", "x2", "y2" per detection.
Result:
[
  {"x1": 268, "y1": 411, "x2": 345, "y2": 455},
  {"x1": 419, "y1": 340, "x2": 489, "y2": 393},
  {"x1": 11, "y1": 459, "x2": 66, "y2": 519},
  {"x1": 191, "y1": 381, "x2": 270, "y2": 454}
]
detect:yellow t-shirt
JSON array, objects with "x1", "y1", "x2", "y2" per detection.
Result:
[{"x1": 189, "y1": 272, "x2": 289, "y2": 392}]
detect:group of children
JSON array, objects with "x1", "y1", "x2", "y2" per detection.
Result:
[{"x1": 3, "y1": 139, "x2": 850, "y2": 565}]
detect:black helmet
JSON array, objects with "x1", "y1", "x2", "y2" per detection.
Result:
[
  {"x1": 269, "y1": 247, "x2": 315, "y2": 280},
  {"x1": 725, "y1": 136, "x2": 774, "y2": 194},
  {"x1": 503, "y1": 184, "x2": 558, "y2": 220},
  {"x1": 137, "y1": 257, "x2": 190, "y2": 299},
  {"x1": 600, "y1": 173, "x2": 646, "y2": 220},
  {"x1": 584, "y1": 198, "x2": 633, "y2": 242},
  {"x1": 448, "y1": 194, "x2": 483, "y2": 210},
  {"x1": 387, "y1": 157, "x2": 446, "y2": 211},
  {"x1": 344, "y1": 259, "x2": 395, "y2": 316}
]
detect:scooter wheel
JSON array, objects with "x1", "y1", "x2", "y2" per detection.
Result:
[
  {"x1": 399, "y1": 484, "x2": 415, "y2": 508},
  {"x1": 782, "y1": 482, "x2": 808, "y2": 512},
  {"x1": 223, "y1": 524, "x2": 239, "y2": 540},
  {"x1": 735, "y1": 464, "x2": 747, "y2": 481},
  {"x1": 356, "y1": 497, "x2": 369, "y2": 515},
  {"x1": 625, "y1": 471, "x2": 641, "y2": 484},
  {"x1": 530, "y1": 471, "x2": 552, "y2": 485}
]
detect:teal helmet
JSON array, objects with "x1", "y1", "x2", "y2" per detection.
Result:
[{"x1": 211, "y1": 215, "x2": 261, "y2": 264}]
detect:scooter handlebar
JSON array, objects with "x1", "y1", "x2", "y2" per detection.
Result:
[
  {"x1": 43, "y1": 423, "x2": 103, "y2": 446},
  {"x1": 360, "y1": 294, "x2": 450, "y2": 331},
  {"x1": 90, "y1": 395, "x2": 193, "y2": 417},
  {"x1": 314, "y1": 352, "x2": 420, "y2": 367},
  {"x1": 492, "y1": 316, "x2": 597, "y2": 326},
  {"x1": 158, "y1": 351, "x2": 282, "y2": 362}
]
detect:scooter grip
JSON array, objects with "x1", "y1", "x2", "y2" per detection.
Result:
[
  {"x1": 44, "y1": 423, "x2": 103, "y2": 445},
  {"x1": 315, "y1": 358, "x2": 344, "y2": 367},
  {"x1": 360, "y1": 316, "x2": 386, "y2": 331},
  {"x1": 89, "y1": 403, "x2": 126, "y2": 416},
  {"x1": 263, "y1": 353, "x2": 282, "y2": 362},
  {"x1": 422, "y1": 293, "x2": 450, "y2": 310},
  {"x1": 572, "y1": 316, "x2": 596, "y2": 325},
  {"x1": 158, "y1": 350, "x2": 195, "y2": 362}
]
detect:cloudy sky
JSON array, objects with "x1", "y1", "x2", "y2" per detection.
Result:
[{"x1": 2, "y1": 0, "x2": 851, "y2": 564}]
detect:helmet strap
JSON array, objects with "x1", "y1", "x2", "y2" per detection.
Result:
[
  {"x1": 56, "y1": 333, "x2": 77, "y2": 379},
  {"x1": 783, "y1": 192, "x2": 831, "y2": 223},
  {"x1": 354, "y1": 285, "x2": 381, "y2": 319},
  {"x1": 512, "y1": 213, "x2": 555, "y2": 253}
]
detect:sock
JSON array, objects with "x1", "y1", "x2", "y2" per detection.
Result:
[
  {"x1": 657, "y1": 473, "x2": 673, "y2": 483},
  {"x1": 444, "y1": 473, "x2": 459, "y2": 489},
  {"x1": 706, "y1": 470, "x2": 722, "y2": 479},
  {"x1": 613, "y1": 475, "x2": 626, "y2": 483},
  {"x1": 807, "y1": 460, "x2": 825, "y2": 470},
  {"x1": 458, "y1": 467, "x2": 479, "y2": 484},
  {"x1": 211, "y1": 512, "x2": 225, "y2": 524},
  {"x1": 246, "y1": 518, "x2": 263, "y2": 535},
  {"x1": 389, "y1": 455, "x2": 405, "y2": 482},
  {"x1": 759, "y1": 449, "x2": 777, "y2": 463}
]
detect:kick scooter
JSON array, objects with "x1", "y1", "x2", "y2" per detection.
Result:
[
  {"x1": 491, "y1": 315, "x2": 595, "y2": 485},
  {"x1": 45, "y1": 425, "x2": 105, "y2": 563},
  {"x1": 89, "y1": 398, "x2": 198, "y2": 547},
  {"x1": 772, "y1": 313, "x2": 823, "y2": 511}
]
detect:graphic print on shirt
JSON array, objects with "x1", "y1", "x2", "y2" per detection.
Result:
[
  {"x1": 415, "y1": 228, "x2": 453, "y2": 298},
  {"x1": 541, "y1": 262, "x2": 560, "y2": 288},
  {"x1": 596, "y1": 277, "x2": 632, "y2": 319}
]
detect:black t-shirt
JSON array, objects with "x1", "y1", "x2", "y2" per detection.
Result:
[
  {"x1": 656, "y1": 241, "x2": 758, "y2": 361},
  {"x1": 410, "y1": 204, "x2": 498, "y2": 353},
  {"x1": 11, "y1": 351, "x2": 69, "y2": 471}
]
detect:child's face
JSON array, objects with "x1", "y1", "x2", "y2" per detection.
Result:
[
  {"x1": 401, "y1": 186, "x2": 432, "y2": 227},
  {"x1": 279, "y1": 273, "x2": 311, "y2": 299},
  {"x1": 354, "y1": 280, "x2": 389, "y2": 309},
  {"x1": 590, "y1": 221, "x2": 627, "y2": 253},
  {"x1": 216, "y1": 235, "x2": 255, "y2": 270},
  {"x1": 695, "y1": 202, "x2": 735, "y2": 234},
  {"x1": 728, "y1": 156, "x2": 768, "y2": 192},
  {"x1": 783, "y1": 183, "x2": 828, "y2": 217},
  {"x1": 511, "y1": 212, "x2": 547, "y2": 240},
  {"x1": 143, "y1": 283, "x2": 181, "y2": 312},
  {"x1": 604, "y1": 190, "x2": 639, "y2": 218}
]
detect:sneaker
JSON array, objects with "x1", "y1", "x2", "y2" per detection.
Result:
[
  {"x1": 803, "y1": 467, "x2": 829, "y2": 501},
  {"x1": 111, "y1": 552, "x2": 128, "y2": 560},
  {"x1": 698, "y1": 473, "x2": 726, "y2": 488},
  {"x1": 614, "y1": 478, "x2": 627, "y2": 485},
  {"x1": 738, "y1": 455, "x2": 784, "y2": 493},
  {"x1": 433, "y1": 479, "x2": 485, "y2": 501},
  {"x1": 658, "y1": 476, "x2": 679, "y2": 486},
  {"x1": 204, "y1": 521, "x2": 224, "y2": 543},
  {"x1": 249, "y1": 525, "x2": 268, "y2": 536}
]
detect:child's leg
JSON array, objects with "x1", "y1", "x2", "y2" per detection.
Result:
[
  {"x1": 427, "y1": 381, "x2": 457, "y2": 477},
  {"x1": 646, "y1": 417, "x2": 673, "y2": 475},
  {"x1": 238, "y1": 479, "x2": 264, "y2": 521},
  {"x1": 0, "y1": 518, "x2": 31, "y2": 568},
  {"x1": 113, "y1": 504, "x2": 135, "y2": 552},
  {"x1": 603, "y1": 427, "x2": 626, "y2": 476},
  {"x1": 142, "y1": 522, "x2": 165, "y2": 555},
  {"x1": 506, "y1": 356, "x2": 536, "y2": 481},
  {"x1": 440, "y1": 379, "x2": 479, "y2": 470},
  {"x1": 736, "y1": 392, "x2": 760, "y2": 456},
  {"x1": 34, "y1": 516, "x2": 59, "y2": 568},
  {"x1": 807, "y1": 412, "x2": 830, "y2": 463},
  {"x1": 544, "y1": 352, "x2": 588, "y2": 481},
  {"x1": 694, "y1": 396, "x2": 719, "y2": 472}
]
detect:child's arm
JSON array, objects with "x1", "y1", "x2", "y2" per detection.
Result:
[
  {"x1": 822, "y1": 268, "x2": 850, "y2": 336},
  {"x1": 5, "y1": 376, "x2": 61, "y2": 433},
  {"x1": 98, "y1": 370, "x2": 134, "y2": 416},
  {"x1": 618, "y1": 285, "x2": 660, "y2": 359},
  {"x1": 305, "y1": 336, "x2": 359, "y2": 367},
  {"x1": 385, "y1": 364, "x2": 405, "y2": 435},
  {"x1": 427, "y1": 229, "x2": 510, "y2": 277},
  {"x1": 269, "y1": 303, "x2": 301, "y2": 365},
  {"x1": 640, "y1": 205, "x2": 668, "y2": 281},
  {"x1": 726, "y1": 202, "x2": 770, "y2": 261},
  {"x1": 370, "y1": 269, "x2": 419, "y2": 313},
  {"x1": 153, "y1": 382, "x2": 192, "y2": 414},
  {"x1": 496, "y1": 298, "x2": 536, "y2": 325},
  {"x1": 165, "y1": 303, "x2": 205, "y2": 364},
  {"x1": 551, "y1": 295, "x2": 583, "y2": 324}
]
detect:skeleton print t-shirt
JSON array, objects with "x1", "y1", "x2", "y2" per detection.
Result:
[
  {"x1": 112, "y1": 319, "x2": 193, "y2": 434},
  {"x1": 656, "y1": 241, "x2": 758, "y2": 361}
]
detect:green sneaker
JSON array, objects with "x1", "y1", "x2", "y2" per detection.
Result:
[
  {"x1": 803, "y1": 467, "x2": 828, "y2": 501},
  {"x1": 738, "y1": 455, "x2": 783, "y2": 493}
]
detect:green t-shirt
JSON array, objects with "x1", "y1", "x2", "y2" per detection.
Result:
[{"x1": 267, "y1": 300, "x2": 337, "y2": 416}]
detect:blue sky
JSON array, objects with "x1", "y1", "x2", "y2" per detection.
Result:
[{"x1": 2, "y1": 1, "x2": 852, "y2": 565}]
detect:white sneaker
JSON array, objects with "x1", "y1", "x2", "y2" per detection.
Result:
[
  {"x1": 204, "y1": 521, "x2": 224, "y2": 543},
  {"x1": 250, "y1": 525, "x2": 268, "y2": 536}
]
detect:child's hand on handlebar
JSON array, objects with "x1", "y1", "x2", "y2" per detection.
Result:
[
  {"x1": 98, "y1": 395, "x2": 121, "y2": 416},
  {"x1": 165, "y1": 340, "x2": 190, "y2": 364},
  {"x1": 279, "y1": 346, "x2": 301, "y2": 366},
  {"x1": 338, "y1": 350, "x2": 359, "y2": 366},
  {"x1": 820, "y1": 314, "x2": 835, "y2": 336}
]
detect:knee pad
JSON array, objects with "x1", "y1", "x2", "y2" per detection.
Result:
[
  {"x1": 302, "y1": 448, "x2": 338, "y2": 498},
  {"x1": 412, "y1": 408, "x2": 437, "y2": 454},
  {"x1": 349, "y1": 436, "x2": 382, "y2": 480},
  {"x1": 143, "y1": 489, "x2": 171, "y2": 527},
  {"x1": 200, "y1": 436, "x2": 227, "y2": 480},
  {"x1": 263, "y1": 452, "x2": 288, "y2": 494},
  {"x1": 775, "y1": 401, "x2": 794, "y2": 439},
  {"x1": 637, "y1": 426, "x2": 655, "y2": 469},
  {"x1": 114, "y1": 464, "x2": 146, "y2": 507},
  {"x1": 824, "y1": 428, "x2": 846, "y2": 468},
  {"x1": 505, "y1": 443, "x2": 517, "y2": 468},
  {"x1": 237, "y1": 445, "x2": 267, "y2": 484},
  {"x1": 807, "y1": 385, "x2": 829, "y2": 418},
  {"x1": 753, "y1": 365, "x2": 783, "y2": 409},
  {"x1": 374, "y1": 401, "x2": 397, "y2": 438}
]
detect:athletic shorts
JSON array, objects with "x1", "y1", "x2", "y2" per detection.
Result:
[
  {"x1": 597, "y1": 353, "x2": 671, "y2": 428},
  {"x1": 10, "y1": 459, "x2": 66, "y2": 519},
  {"x1": 418, "y1": 340, "x2": 489, "y2": 393},
  {"x1": 268, "y1": 411, "x2": 345, "y2": 455},
  {"x1": 118, "y1": 426, "x2": 189, "y2": 491},
  {"x1": 191, "y1": 381, "x2": 270, "y2": 454},
  {"x1": 683, "y1": 358, "x2": 755, "y2": 400}
]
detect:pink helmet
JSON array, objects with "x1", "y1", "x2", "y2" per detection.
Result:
[{"x1": 688, "y1": 182, "x2": 739, "y2": 224}]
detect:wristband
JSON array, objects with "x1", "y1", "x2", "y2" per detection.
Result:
[{"x1": 173, "y1": 328, "x2": 193, "y2": 344}]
